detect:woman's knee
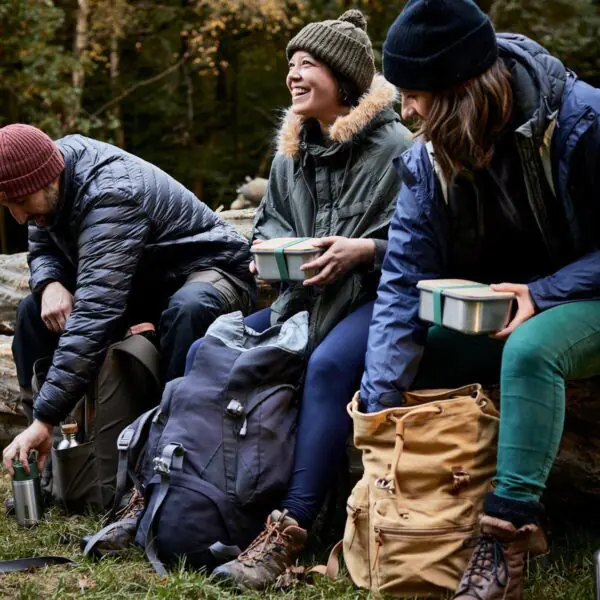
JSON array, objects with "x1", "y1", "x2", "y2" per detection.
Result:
[
  {"x1": 502, "y1": 320, "x2": 559, "y2": 377},
  {"x1": 305, "y1": 343, "x2": 355, "y2": 393}
]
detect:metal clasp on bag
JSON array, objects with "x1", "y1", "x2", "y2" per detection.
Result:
[
  {"x1": 226, "y1": 399, "x2": 244, "y2": 418},
  {"x1": 153, "y1": 443, "x2": 185, "y2": 475},
  {"x1": 153, "y1": 456, "x2": 171, "y2": 475}
]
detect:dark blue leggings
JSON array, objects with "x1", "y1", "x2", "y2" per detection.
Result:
[{"x1": 185, "y1": 301, "x2": 374, "y2": 527}]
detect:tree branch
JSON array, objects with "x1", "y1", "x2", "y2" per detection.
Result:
[{"x1": 91, "y1": 53, "x2": 189, "y2": 118}]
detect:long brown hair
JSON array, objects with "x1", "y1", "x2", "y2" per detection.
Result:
[{"x1": 415, "y1": 59, "x2": 513, "y2": 181}]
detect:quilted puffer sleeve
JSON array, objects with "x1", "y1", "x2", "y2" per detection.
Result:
[
  {"x1": 28, "y1": 224, "x2": 73, "y2": 294},
  {"x1": 33, "y1": 191, "x2": 150, "y2": 425}
]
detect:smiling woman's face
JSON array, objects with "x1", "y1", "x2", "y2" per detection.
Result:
[{"x1": 286, "y1": 50, "x2": 346, "y2": 126}]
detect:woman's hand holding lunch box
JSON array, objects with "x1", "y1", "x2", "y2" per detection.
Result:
[
  {"x1": 301, "y1": 236, "x2": 376, "y2": 286},
  {"x1": 250, "y1": 236, "x2": 375, "y2": 285}
]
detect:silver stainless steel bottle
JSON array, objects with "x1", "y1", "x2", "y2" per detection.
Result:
[
  {"x1": 11, "y1": 457, "x2": 44, "y2": 527},
  {"x1": 57, "y1": 423, "x2": 79, "y2": 450}
]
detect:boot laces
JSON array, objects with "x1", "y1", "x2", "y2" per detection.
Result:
[
  {"x1": 457, "y1": 533, "x2": 509, "y2": 598},
  {"x1": 116, "y1": 487, "x2": 144, "y2": 520},
  {"x1": 238, "y1": 513, "x2": 291, "y2": 565}
]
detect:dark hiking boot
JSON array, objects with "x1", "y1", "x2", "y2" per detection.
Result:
[
  {"x1": 453, "y1": 515, "x2": 543, "y2": 600},
  {"x1": 80, "y1": 517, "x2": 138, "y2": 558},
  {"x1": 211, "y1": 509, "x2": 307, "y2": 590},
  {"x1": 80, "y1": 489, "x2": 144, "y2": 557}
]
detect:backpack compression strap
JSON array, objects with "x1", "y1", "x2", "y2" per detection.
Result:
[{"x1": 144, "y1": 443, "x2": 185, "y2": 577}]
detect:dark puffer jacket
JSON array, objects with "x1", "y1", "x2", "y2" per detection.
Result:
[{"x1": 30, "y1": 135, "x2": 252, "y2": 424}]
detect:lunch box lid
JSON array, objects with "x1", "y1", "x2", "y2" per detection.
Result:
[
  {"x1": 251, "y1": 238, "x2": 319, "y2": 254},
  {"x1": 417, "y1": 279, "x2": 515, "y2": 301}
]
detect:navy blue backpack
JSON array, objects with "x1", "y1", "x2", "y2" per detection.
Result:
[{"x1": 87, "y1": 311, "x2": 309, "y2": 575}]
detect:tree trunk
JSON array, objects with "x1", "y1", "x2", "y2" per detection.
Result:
[
  {"x1": 110, "y1": 0, "x2": 125, "y2": 148},
  {"x1": 68, "y1": 0, "x2": 90, "y2": 131}
]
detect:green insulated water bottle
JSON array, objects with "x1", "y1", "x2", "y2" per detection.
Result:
[{"x1": 12, "y1": 457, "x2": 44, "y2": 527}]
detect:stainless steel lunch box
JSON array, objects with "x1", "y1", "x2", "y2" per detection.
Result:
[
  {"x1": 252, "y1": 238, "x2": 324, "y2": 282},
  {"x1": 417, "y1": 279, "x2": 515, "y2": 335}
]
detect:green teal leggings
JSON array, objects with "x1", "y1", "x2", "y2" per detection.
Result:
[{"x1": 412, "y1": 300, "x2": 600, "y2": 503}]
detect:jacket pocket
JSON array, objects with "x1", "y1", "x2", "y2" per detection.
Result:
[
  {"x1": 337, "y1": 200, "x2": 370, "y2": 220},
  {"x1": 371, "y1": 497, "x2": 476, "y2": 596},
  {"x1": 343, "y1": 480, "x2": 371, "y2": 588},
  {"x1": 235, "y1": 384, "x2": 299, "y2": 506}
]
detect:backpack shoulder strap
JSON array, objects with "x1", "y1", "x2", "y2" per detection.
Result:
[
  {"x1": 111, "y1": 333, "x2": 161, "y2": 391},
  {"x1": 308, "y1": 539, "x2": 343, "y2": 579},
  {"x1": 107, "y1": 406, "x2": 161, "y2": 523}
]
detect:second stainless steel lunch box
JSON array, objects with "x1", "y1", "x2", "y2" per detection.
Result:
[
  {"x1": 417, "y1": 279, "x2": 515, "y2": 335},
  {"x1": 252, "y1": 238, "x2": 324, "y2": 282}
]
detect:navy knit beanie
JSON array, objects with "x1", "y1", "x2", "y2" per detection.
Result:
[{"x1": 383, "y1": 0, "x2": 498, "y2": 92}]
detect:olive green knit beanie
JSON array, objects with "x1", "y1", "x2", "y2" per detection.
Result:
[{"x1": 286, "y1": 9, "x2": 375, "y2": 95}]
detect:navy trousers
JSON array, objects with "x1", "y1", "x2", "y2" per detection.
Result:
[
  {"x1": 13, "y1": 281, "x2": 228, "y2": 390},
  {"x1": 186, "y1": 301, "x2": 375, "y2": 527}
]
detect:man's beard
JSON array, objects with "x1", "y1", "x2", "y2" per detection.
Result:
[
  {"x1": 43, "y1": 184, "x2": 60, "y2": 212},
  {"x1": 29, "y1": 185, "x2": 60, "y2": 227}
]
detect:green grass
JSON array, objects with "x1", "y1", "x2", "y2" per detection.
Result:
[{"x1": 0, "y1": 472, "x2": 597, "y2": 599}]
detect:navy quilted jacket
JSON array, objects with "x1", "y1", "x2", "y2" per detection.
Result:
[
  {"x1": 29, "y1": 135, "x2": 251, "y2": 424},
  {"x1": 361, "y1": 35, "x2": 600, "y2": 411}
]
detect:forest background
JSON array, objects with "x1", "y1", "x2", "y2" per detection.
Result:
[{"x1": 1, "y1": 0, "x2": 600, "y2": 252}]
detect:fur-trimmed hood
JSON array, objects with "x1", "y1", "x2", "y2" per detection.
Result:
[{"x1": 276, "y1": 74, "x2": 399, "y2": 158}]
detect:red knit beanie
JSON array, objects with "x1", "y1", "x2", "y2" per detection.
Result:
[{"x1": 0, "y1": 124, "x2": 65, "y2": 200}]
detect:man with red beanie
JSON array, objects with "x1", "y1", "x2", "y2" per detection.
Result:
[{"x1": 0, "y1": 124, "x2": 253, "y2": 476}]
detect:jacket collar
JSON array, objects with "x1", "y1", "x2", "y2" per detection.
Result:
[
  {"x1": 276, "y1": 74, "x2": 399, "y2": 158},
  {"x1": 497, "y1": 34, "x2": 567, "y2": 144}
]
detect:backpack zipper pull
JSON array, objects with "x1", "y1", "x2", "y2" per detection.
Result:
[{"x1": 239, "y1": 418, "x2": 248, "y2": 438}]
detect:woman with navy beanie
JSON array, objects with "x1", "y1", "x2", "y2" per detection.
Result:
[{"x1": 361, "y1": 1, "x2": 600, "y2": 598}]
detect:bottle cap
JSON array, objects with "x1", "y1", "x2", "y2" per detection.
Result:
[
  {"x1": 60, "y1": 423, "x2": 78, "y2": 435},
  {"x1": 12, "y1": 457, "x2": 39, "y2": 481}
]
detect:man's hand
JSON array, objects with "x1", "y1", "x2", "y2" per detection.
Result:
[
  {"x1": 3, "y1": 420, "x2": 54, "y2": 476},
  {"x1": 490, "y1": 283, "x2": 537, "y2": 340},
  {"x1": 41, "y1": 281, "x2": 74, "y2": 333},
  {"x1": 301, "y1": 237, "x2": 375, "y2": 286}
]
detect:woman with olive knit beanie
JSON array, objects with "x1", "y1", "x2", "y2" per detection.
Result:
[
  {"x1": 206, "y1": 9, "x2": 411, "y2": 589},
  {"x1": 361, "y1": 0, "x2": 600, "y2": 598}
]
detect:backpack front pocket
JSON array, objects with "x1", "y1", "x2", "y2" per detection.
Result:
[{"x1": 371, "y1": 497, "x2": 476, "y2": 596}]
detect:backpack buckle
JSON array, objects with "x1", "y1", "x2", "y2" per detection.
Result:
[
  {"x1": 153, "y1": 456, "x2": 171, "y2": 475},
  {"x1": 153, "y1": 443, "x2": 185, "y2": 475},
  {"x1": 117, "y1": 428, "x2": 135, "y2": 451}
]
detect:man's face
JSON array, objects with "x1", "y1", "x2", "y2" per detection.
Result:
[{"x1": 0, "y1": 180, "x2": 60, "y2": 227}]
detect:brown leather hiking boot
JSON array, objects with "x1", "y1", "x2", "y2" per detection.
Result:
[
  {"x1": 453, "y1": 515, "x2": 543, "y2": 600},
  {"x1": 211, "y1": 509, "x2": 307, "y2": 590}
]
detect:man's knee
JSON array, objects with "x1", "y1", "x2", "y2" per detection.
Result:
[{"x1": 164, "y1": 282, "x2": 225, "y2": 323}]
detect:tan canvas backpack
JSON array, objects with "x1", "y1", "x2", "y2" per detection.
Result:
[{"x1": 320, "y1": 384, "x2": 499, "y2": 598}]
